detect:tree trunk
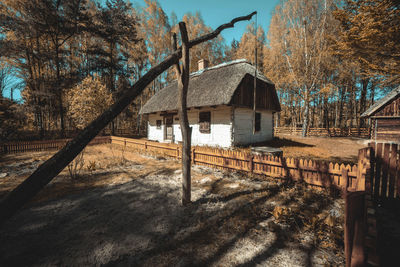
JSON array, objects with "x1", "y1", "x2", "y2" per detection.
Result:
[
  {"x1": 0, "y1": 12, "x2": 256, "y2": 225},
  {"x1": 301, "y1": 88, "x2": 309, "y2": 137},
  {"x1": 173, "y1": 23, "x2": 192, "y2": 205},
  {"x1": 358, "y1": 78, "x2": 369, "y2": 134},
  {"x1": 55, "y1": 45, "x2": 65, "y2": 138},
  {"x1": 339, "y1": 86, "x2": 346, "y2": 128}
]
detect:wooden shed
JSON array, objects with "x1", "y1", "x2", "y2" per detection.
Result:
[
  {"x1": 361, "y1": 86, "x2": 400, "y2": 143},
  {"x1": 140, "y1": 59, "x2": 281, "y2": 147}
]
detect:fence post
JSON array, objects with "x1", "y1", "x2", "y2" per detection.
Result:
[
  {"x1": 144, "y1": 141, "x2": 147, "y2": 151},
  {"x1": 176, "y1": 146, "x2": 180, "y2": 159},
  {"x1": 191, "y1": 148, "x2": 195, "y2": 164},
  {"x1": 248, "y1": 154, "x2": 254, "y2": 173},
  {"x1": 345, "y1": 190, "x2": 366, "y2": 267},
  {"x1": 342, "y1": 168, "x2": 349, "y2": 193}
]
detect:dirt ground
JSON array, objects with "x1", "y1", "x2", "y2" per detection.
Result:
[
  {"x1": 257, "y1": 134, "x2": 368, "y2": 164},
  {"x1": 0, "y1": 145, "x2": 345, "y2": 266}
]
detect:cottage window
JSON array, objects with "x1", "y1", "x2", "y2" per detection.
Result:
[
  {"x1": 156, "y1": 120, "x2": 162, "y2": 129},
  {"x1": 199, "y1": 111, "x2": 211, "y2": 133},
  {"x1": 255, "y1": 112, "x2": 261, "y2": 132}
]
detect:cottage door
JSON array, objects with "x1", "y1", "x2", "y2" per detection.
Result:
[{"x1": 165, "y1": 115, "x2": 173, "y2": 141}]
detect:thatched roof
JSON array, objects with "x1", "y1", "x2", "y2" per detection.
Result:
[
  {"x1": 361, "y1": 86, "x2": 400, "y2": 117},
  {"x1": 140, "y1": 59, "x2": 277, "y2": 114}
]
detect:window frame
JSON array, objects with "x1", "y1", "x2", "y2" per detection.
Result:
[
  {"x1": 199, "y1": 111, "x2": 211, "y2": 134},
  {"x1": 156, "y1": 119, "x2": 162, "y2": 129}
]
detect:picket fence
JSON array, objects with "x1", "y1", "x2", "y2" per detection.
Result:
[
  {"x1": 1, "y1": 134, "x2": 375, "y2": 266},
  {"x1": 111, "y1": 136, "x2": 375, "y2": 266},
  {"x1": 0, "y1": 136, "x2": 111, "y2": 154},
  {"x1": 275, "y1": 127, "x2": 370, "y2": 138},
  {"x1": 369, "y1": 142, "x2": 400, "y2": 202},
  {"x1": 110, "y1": 136, "x2": 369, "y2": 191}
]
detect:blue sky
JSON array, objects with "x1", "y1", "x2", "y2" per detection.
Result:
[{"x1": 134, "y1": 0, "x2": 280, "y2": 44}]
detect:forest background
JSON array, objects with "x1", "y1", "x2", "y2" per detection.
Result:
[{"x1": 0, "y1": 0, "x2": 399, "y2": 140}]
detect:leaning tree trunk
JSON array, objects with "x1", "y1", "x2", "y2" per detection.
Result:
[
  {"x1": 173, "y1": 23, "x2": 192, "y2": 205},
  {"x1": 0, "y1": 12, "x2": 256, "y2": 225}
]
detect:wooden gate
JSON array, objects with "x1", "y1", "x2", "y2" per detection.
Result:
[{"x1": 368, "y1": 142, "x2": 400, "y2": 203}]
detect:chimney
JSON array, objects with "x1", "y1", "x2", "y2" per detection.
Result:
[{"x1": 198, "y1": 59, "x2": 209, "y2": 71}]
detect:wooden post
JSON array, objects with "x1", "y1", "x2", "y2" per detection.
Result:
[
  {"x1": 248, "y1": 154, "x2": 254, "y2": 173},
  {"x1": 374, "y1": 143, "x2": 383, "y2": 200},
  {"x1": 191, "y1": 148, "x2": 195, "y2": 164},
  {"x1": 342, "y1": 167, "x2": 349, "y2": 193},
  {"x1": 345, "y1": 190, "x2": 366, "y2": 267},
  {"x1": 174, "y1": 23, "x2": 192, "y2": 205},
  {"x1": 381, "y1": 143, "x2": 390, "y2": 200},
  {"x1": 144, "y1": 141, "x2": 147, "y2": 151}
]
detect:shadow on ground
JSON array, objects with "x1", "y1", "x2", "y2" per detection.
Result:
[
  {"x1": 0, "y1": 167, "x2": 342, "y2": 266},
  {"x1": 251, "y1": 137, "x2": 315, "y2": 149}
]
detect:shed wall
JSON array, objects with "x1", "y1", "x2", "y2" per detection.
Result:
[{"x1": 374, "y1": 118, "x2": 400, "y2": 143}]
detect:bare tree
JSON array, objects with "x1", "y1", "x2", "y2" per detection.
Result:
[{"x1": 0, "y1": 11, "x2": 256, "y2": 225}]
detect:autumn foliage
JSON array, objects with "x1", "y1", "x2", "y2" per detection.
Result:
[
  {"x1": 66, "y1": 75, "x2": 113, "y2": 130},
  {"x1": 0, "y1": 0, "x2": 399, "y2": 139}
]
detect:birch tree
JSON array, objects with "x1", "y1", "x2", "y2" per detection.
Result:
[{"x1": 266, "y1": 0, "x2": 337, "y2": 136}]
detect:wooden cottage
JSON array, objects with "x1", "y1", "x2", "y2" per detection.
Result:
[
  {"x1": 361, "y1": 86, "x2": 400, "y2": 143},
  {"x1": 140, "y1": 59, "x2": 281, "y2": 147}
]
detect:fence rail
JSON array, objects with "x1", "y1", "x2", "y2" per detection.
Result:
[
  {"x1": 0, "y1": 136, "x2": 111, "y2": 154},
  {"x1": 274, "y1": 127, "x2": 370, "y2": 138},
  {"x1": 111, "y1": 136, "x2": 365, "y2": 190}
]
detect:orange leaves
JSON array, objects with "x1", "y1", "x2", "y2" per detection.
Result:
[{"x1": 66, "y1": 75, "x2": 113, "y2": 129}]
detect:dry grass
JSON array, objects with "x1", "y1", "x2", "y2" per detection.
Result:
[
  {"x1": 247, "y1": 134, "x2": 367, "y2": 164},
  {"x1": 0, "y1": 144, "x2": 181, "y2": 204},
  {"x1": 0, "y1": 145, "x2": 345, "y2": 266}
]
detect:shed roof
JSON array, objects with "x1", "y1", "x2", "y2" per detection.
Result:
[
  {"x1": 361, "y1": 86, "x2": 400, "y2": 117},
  {"x1": 140, "y1": 59, "x2": 278, "y2": 114}
]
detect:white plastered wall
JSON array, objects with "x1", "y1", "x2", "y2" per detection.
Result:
[
  {"x1": 147, "y1": 105, "x2": 233, "y2": 147},
  {"x1": 233, "y1": 107, "x2": 273, "y2": 145}
]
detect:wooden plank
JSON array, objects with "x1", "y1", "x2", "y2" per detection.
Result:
[
  {"x1": 369, "y1": 143, "x2": 376, "y2": 195},
  {"x1": 381, "y1": 143, "x2": 391, "y2": 199},
  {"x1": 374, "y1": 143, "x2": 383, "y2": 200},
  {"x1": 389, "y1": 144, "x2": 398, "y2": 199},
  {"x1": 396, "y1": 145, "x2": 400, "y2": 199}
]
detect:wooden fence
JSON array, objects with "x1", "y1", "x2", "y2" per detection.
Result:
[
  {"x1": 343, "y1": 147, "x2": 373, "y2": 267},
  {"x1": 1, "y1": 134, "x2": 376, "y2": 266},
  {"x1": 111, "y1": 136, "x2": 375, "y2": 266},
  {"x1": 275, "y1": 127, "x2": 371, "y2": 138},
  {"x1": 0, "y1": 136, "x2": 111, "y2": 154},
  {"x1": 368, "y1": 142, "x2": 400, "y2": 202},
  {"x1": 111, "y1": 136, "x2": 367, "y2": 191}
]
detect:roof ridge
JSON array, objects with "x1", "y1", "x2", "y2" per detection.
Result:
[
  {"x1": 361, "y1": 85, "x2": 400, "y2": 117},
  {"x1": 190, "y1": 59, "x2": 250, "y2": 77}
]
